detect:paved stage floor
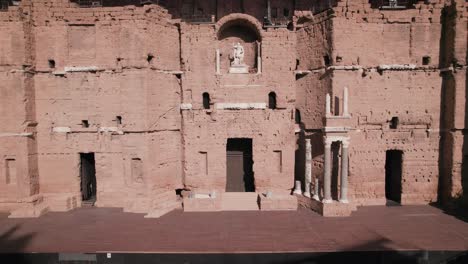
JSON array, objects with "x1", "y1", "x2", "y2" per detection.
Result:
[{"x1": 0, "y1": 205, "x2": 467, "y2": 254}]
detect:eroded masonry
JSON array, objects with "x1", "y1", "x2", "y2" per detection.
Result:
[{"x1": 0, "y1": 0, "x2": 466, "y2": 217}]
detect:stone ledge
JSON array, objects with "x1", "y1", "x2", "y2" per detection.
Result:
[
  {"x1": 259, "y1": 194, "x2": 298, "y2": 211},
  {"x1": 216, "y1": 103, "x2": 267, "y2": 110},
  {"x1": 183, "y1": 196, "x2": 221, "y2": 212},
  {"x1": 297, "y1": 195, "x2": 357, "y2": 217}
]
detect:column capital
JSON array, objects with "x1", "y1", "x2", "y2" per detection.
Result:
[
  {"x1": 342, "y1": 138, "x2": 350, "y2": 148},
  {"x1": 324, "y1": 137, "x2": 333, "y2": 147}
]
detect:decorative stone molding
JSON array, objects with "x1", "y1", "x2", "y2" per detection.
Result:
[
  {"x1": 180, "y1": 104, "x2": 193, "y2": 110},
  {"x1": 52, "y1": 127, "x2": 71, "y2": 133},
  {"x1": 0, "y1": 133, "x2": 33, "y2": 137},
  {"x1": 64, "y1": 66, "x2": 101, "y2": 73},
  {"x1": 216, "y1": 103, "x2": 267, "y2": 110}
]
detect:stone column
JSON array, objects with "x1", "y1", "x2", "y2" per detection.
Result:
[
  {"x1": 267, "y1": 0, "x2": 271, "y2": 21},
  {"x1": 326, "y1": 93, "x2": 331, "y2": 116},
  {"x1": 257, "y1": 43, "x2": 262, "y2": 74},
  {"x1": 343, "y1": 87, "x2": 349, "y2": 117},
  {"x1": 216, "y1": 49, "x2": 221, "y2": 74},
  {"x1": 313, "y1": 177, "x2": 320, "y2": 200},
  {"x1": 323, "y1": 137, "x2": 332, "y2": 203},
  {"x1": 340, "y1": 139, "x2": 350, "y2": 203},
  {"x1": 304, "y1": 138, "x2": 312, "y2": 197},
  {"x1": 293, "y1": 180, "x2": 302, "y2": 195}
]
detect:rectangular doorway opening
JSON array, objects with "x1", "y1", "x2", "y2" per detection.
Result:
[
  {"x1": 80, "y1": 153, "x2": 97, "y2": 205},
  {"x1": 385, "y1": 150, "x2": 403, "y2": 205},
  {"x1": 226, "y1": 138, "x2": 255, "y2": 192}
]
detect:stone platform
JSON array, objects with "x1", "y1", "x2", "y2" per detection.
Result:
[
  {"x1": 297, "y1": 195, "x2": 357, "y2": 217},
  {"x1": 0, "y1": 205, "x2": 467, "y2": 253},
  {"x1": 183, "y1": 192, "x2": 298, "y2": 212}
]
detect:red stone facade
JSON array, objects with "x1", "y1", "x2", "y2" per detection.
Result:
[{"x1": 0, "y1": 0, "x2": 466, "y2": 217}]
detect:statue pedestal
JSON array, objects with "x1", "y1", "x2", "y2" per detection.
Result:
[{"x1": 229, "y1": 64, "x2": 249, "y2": 74}]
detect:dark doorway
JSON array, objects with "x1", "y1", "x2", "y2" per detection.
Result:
[
  {"x1": 203, "y1": 92, "x2": 211, "y2": 110},
  {"x1": 385, "y1": 150, "x2": 403, "y2": 204},
  {"x1": 226, "y1": 139, "x2": 255, "y2": 192},
  {"x1": 268, "y1": 92, "x2": 277, "y2": 109},
  {"x1": 80, "y1": 153, "x2": 97, "y2": 203}
]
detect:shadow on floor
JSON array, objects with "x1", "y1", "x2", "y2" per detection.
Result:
[
  {"x1": 430, "y1": 199, "x2": 468, "y2": 223},
  {"x1": 0, "y1": 224, "x2": 36, "y2": 264}
]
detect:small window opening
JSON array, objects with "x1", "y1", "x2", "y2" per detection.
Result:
[
  {"x1": 116, "y1": 116, "x2": 122, "y2": 125},
  {"x1": 324, "y1": 55, "x2": 331, "y2": 67},
  {"x1": 5, "y1": 158, "x2": 16, "y2": 185},
  {"x1": 295, "y1": 109, "x2": 302, "y2": 124},
  {"x1": 295, "y1": 59, "x2": 300, "y2": 70},
  {"x1": 82, "y1": 120, "x2": 90, "y2": 128},
  {"x1": 268, "y1": 92, "x2": 277, "y2": 109},
  {"x1": 48, "y1": 59, "x2": 56, "y2": 69},
  {"x1": 283, "y1": 8, "x2": 290, "y2": 17},
  {"x1": 147, "y1": 54, "x2": 154, "y2": 63},
  {"x1": 336, "y1": 56, "x2": 343, "y2": 63},
  {"x1": 203, "y1": 92, "x2": 211, "y2": 110},
  {"x1": 271, "y1": 8, "x2": 278, "y2": 18},
  {"x1": 390, "y1": 117, "x2": 399, "y2": 129},
  {"x1": 422, "y1": 56, "x2": 431, "y2": 65}
]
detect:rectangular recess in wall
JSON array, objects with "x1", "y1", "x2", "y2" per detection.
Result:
[
  {"x1": 274, "y1": 151, "x2": 282, "y2": 173},
  {"x1": 68, "y1": 25, "x2": 96, "y2": 64},
  {"x1": 131, "y1": 158, "x2": 143, "y2": 184},
  {"x1": 5, "y1": 158, "x2": 17, "y2": 185},
  {"x1": 200, "y1": 152, "x2": 208, "y2": 175}
]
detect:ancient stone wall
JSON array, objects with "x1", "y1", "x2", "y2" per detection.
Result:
[
  {"x1": 0, "y1": 0, "x2": 466, "y2": 216},
  {"x1": 180, "y1": 13, "x2": 297, "y2": 194}
]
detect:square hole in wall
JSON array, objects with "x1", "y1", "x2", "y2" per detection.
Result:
[
  {"x1": 82, "y1": 120, "x2": 89, "y2": 128},
  {"x1": 423, "y1": 56, "x2": 431, "y2": 65},
  {"x1": 116, "y1": 116, "x2": 122, "y2": 125},
  {"x1": 147, "y1": 54, "x2": 154, "y2": 63},
  {"x1": 48, "y1": 59, "x2": 56, "y2": 68},
  {"x1": 390, "y1": 117, "x2": 399, "y2": 129},
  {"x1": 324, "y1": 55, "x2": 331, "y2": 67},
  {"x1": 271, "y1": 8, "x2": 278, "y2": 18}
]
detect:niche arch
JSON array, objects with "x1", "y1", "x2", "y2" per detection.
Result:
[{"x1": 216, "y1": 14, "x2": 263, "y2": 74}]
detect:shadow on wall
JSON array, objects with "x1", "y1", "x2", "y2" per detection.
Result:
[
  {"x1": 437, "y1": 3, "x2": 455, "y2": 206},
  {"x1": 435, "y1": 3, "x2": 468, "y2": 223},
  {"x1": 462, "y1": 34, "x2": 468, "y2": 210},
  {"x1": 294, "y1": 128, "x2": 306, "y2": 192},
  {"x1": 70, "y1": 0, "x2": 150, "y2": 7}
]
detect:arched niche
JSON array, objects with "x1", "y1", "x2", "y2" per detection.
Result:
[{"x1": 216, "y1": 14, "x2": 262, "y2": 74}]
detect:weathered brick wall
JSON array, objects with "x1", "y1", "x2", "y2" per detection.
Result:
[
  {"x1": 0, "y1": 0, "x2": 466, "y2": 215},
  {"x1": 180, "y1": 14, "x2": 297, "y2": 194},
  {"x1": 0, "y1": 0, "x2": 183, "y2": 211}
]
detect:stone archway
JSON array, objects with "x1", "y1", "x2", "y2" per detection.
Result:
[{"x1": 216, "y1": 14, "x2": 262, "y2": 74}]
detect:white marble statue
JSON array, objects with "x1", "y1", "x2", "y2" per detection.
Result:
[{"x1": 231, "y1": 42, "x2": 245, "y2": 66}]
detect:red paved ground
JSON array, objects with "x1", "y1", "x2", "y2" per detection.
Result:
[{"x1": 0, "y1": 205, "x2": 467, "y2": 253}]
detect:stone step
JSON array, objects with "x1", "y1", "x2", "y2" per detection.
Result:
[
  {"x1": 221, "y1": 192, "x2": 259, "y2": 211},
  {"x1": 151, "y1": 197, "x2": 182, "y2": 210},
  {"x1": 145, "y1": 200, "x2": 181, "y2": 218},
  {"x1": 9, "y1": 203, "x2": 49, "y2": 218},
  {"x1": 44, "y1": 194, "x2": 81, "y2": 212},
  {"x1": 151, "y1": 190, "x2": 177, "y2": 202}
]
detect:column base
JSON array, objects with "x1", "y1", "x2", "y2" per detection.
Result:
[
  {"x1": 322, "y1": 199, "x2": 333, "y2": 204},
  {"x1": 303, "y1": 192, "x2": 311, "y2": 198},
  {"x1": 312, "y1": 195, "x2": 320, "y2": 201},
  {"x1": 297, "y1": 196, "x2": 357, "y2": 217},
  {"x1": 293, "y1": 190, "x2": 302, "y2": 195},
  {"x1": 339, "y1": 199, "x2": 349, "y2": 204}
]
